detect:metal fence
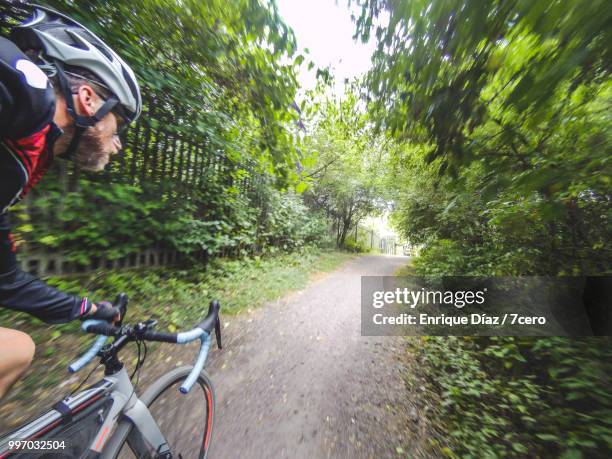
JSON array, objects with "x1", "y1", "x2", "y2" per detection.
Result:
[
  {"x1": 110, "y1": 104, "x2": 259, "y2": 195},
  {"x1": 16, "y1": 98, "x2": 269, "y2": 276}
]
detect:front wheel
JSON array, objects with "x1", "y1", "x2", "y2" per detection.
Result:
[{"x1": 105, "y1": 366, "x2": 215, "y2": 459}]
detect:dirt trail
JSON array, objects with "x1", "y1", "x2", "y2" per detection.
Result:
[{"x1": 205, "y1": 254, "x2": 422, "y2": 459}]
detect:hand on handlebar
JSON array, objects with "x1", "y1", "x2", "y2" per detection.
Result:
[
  {"x1": 73, "y1": 296, "x2": 221, "y2": 393},
  {"x1": 87, "y1": 301, "x2": 121, "y2": 324}
]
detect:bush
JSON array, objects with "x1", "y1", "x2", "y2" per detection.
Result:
[
  {"x1": 22, "y1": 179, "x2": 165, "y2": 264},
  {"x1": 257, "y1": 188, "x2": 331, "y2": 251},
  {"x1": 419, "y1": 336, "x2": 612, "y2": 458},
  {"x1": 343, "y1": 239, "x2": 371, "y2": 253},
  {"x1": 16, "y1": 172, "x2": 332, "y2": 265}
]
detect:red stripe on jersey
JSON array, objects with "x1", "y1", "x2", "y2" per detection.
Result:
[
  {"x1": 6, "y1": 125, "x2": 53, "y2": 199},
  {"x1": 5, "y1": 125, "x2": 51, "y2": 184},
  {"x1": 7, "y1": 233, "x2": 16, "y2": 253}
]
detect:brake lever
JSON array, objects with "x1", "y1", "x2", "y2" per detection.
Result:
[
  {"x1": 114, "y1": 293, "x2": 129, "y2": 326},
  {"x1": 214, "y1": 316, "x2": 222, "y2": 349}
]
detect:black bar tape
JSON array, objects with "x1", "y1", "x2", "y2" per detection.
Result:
[
  {"x1": 85, "y1": 323, "x2": 118, "y2": 336},
  {"x1": 141, "y1": 330, "x2": 178, "y2": 343}
]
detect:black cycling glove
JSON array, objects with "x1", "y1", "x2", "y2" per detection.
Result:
[{"x1": 85, "y1": 301, "x2": 120, "y2": 322}]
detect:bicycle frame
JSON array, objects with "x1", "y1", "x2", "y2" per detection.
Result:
[{"x1": 0, "y1": 367, "x2": 172, "y2": 458}]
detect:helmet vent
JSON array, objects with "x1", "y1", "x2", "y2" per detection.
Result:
[
  {"x1": 122, "y1": 66, "x2": 139, "y2": 104},
  {"x1": 74, "y1": 29, "x2": 114, "y2": 61},
  {"x1": 48, "y1": 27, "x2": 88, "y2": 50}
]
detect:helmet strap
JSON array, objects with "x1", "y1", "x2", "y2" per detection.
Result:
[{"x1": 54, "y1": 63, "x2": 119, "y2": 161}]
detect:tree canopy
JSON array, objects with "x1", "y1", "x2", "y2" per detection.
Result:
[{"x1": 352, "y1": 0, "x2": 611, "y2": 275}]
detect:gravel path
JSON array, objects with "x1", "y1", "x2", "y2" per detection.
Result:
[{"x1": 205, "y1": 254, "x2": 418, "y2": 459}]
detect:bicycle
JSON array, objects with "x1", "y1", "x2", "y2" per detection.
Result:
[{"x1": 0, "y1": 293, "x2": 222, "y2": 459}]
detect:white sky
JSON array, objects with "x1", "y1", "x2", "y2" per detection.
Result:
[{"x1": 276, "y1": 0, "x2": 376, "y2": 96}]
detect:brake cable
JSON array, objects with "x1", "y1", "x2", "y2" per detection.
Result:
[{"x1": 68, "y1": 361, "x2": 103, "y2": 398}]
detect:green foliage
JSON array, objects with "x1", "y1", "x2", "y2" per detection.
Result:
[
  {"x1": 387, "y1": 100, "x2": 610, "y2": 276},
  {"x1": 28, "y1": 179, "x2": 164, "y2": 264},
  {"x1": 417, "y1": 336, "x2": 612, "y2": 458},
  {"x1": 167, "y1": 216, "x2": 233, "y2": 255},
  {"x1": 412, "y1": 240, "x2": 470, "y2": 276},
  {"x1": 301, "y1": 86, "x2": 388, "y2": 247},
  {"x1": 359, "y1": 1, "x2": 611, "y2": 457},
  {"x1": 360, "y1": 0, "x2": 611, "y2": 275},
  {"x1": 19, "y1": 168, "x2": 331, "y2": 263},
  {"x1": 343, "y1": 239, "x2": 371, "y2": 253},
  {"x1": 257, "y1": 188, "x2": 331, "y2": 251},
  {"x1": 356, "y1": 0, "x2": 611, "y2": 171}
]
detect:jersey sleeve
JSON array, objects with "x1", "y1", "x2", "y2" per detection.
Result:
[
  {"x1": 0, "y1": 213, "x2": 93, "y2": 324},
  {"x1": 0, "y1": 36, "x2": 55, "y2": 139}
]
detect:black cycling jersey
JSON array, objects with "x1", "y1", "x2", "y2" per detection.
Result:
[{"x1": 0, "y1": 36, "x2": 92, "y2": 324}]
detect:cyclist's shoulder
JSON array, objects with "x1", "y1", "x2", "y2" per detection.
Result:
[{"x1": 0, "y1": 36, "x2": 55, "y2": 139}]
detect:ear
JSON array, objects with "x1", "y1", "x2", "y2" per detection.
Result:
[{"x1": 74, "y1": 84, "x2": 99, "y2": 117}]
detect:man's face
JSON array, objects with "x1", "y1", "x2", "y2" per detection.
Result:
[
  {"x1": 53, "y1": 83, "x2": 126, "y2": 171},
  {"x1": 73, "y1": 110, "x2": 123, "y2": 172}
]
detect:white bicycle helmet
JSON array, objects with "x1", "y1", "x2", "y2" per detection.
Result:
[{"x1": 11, "y1": 4, "x2": 141, "y2": 157}]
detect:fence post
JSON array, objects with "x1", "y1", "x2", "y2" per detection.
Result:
[
  {"x1": 140, "y1": 100, "x2": 155, "y2": 184},
  {"x1": 169, "y1": 134, "x2": 178, "y2": 181},
  {"x1": 178, "y1": 138, "x2": 185, "y2": 183},
  {"x1": 130, "y1": 116, "x2": 142, "y2": 183}
]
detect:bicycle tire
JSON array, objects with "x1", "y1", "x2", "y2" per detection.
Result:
[{"x1": 102, "y1": 366, "x2": 215, "y2": 459}]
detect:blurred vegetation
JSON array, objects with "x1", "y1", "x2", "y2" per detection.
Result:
[
  {"x1": 15, "y1": 174, "x2": 332, "y2": 265},
  {"x1": 411, "y1": 335, "x2": 612, "y2": 458},
  {"x1": 357, "y1": 0, "x2": 611, "y2": 457},
  {"x1": 342, "y1": 239, "x2": 372, "y2": 254}
]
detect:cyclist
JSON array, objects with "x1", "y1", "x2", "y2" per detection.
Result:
[{"x1": 0, "y1": 4, "x2": 141, "y2": 399}]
